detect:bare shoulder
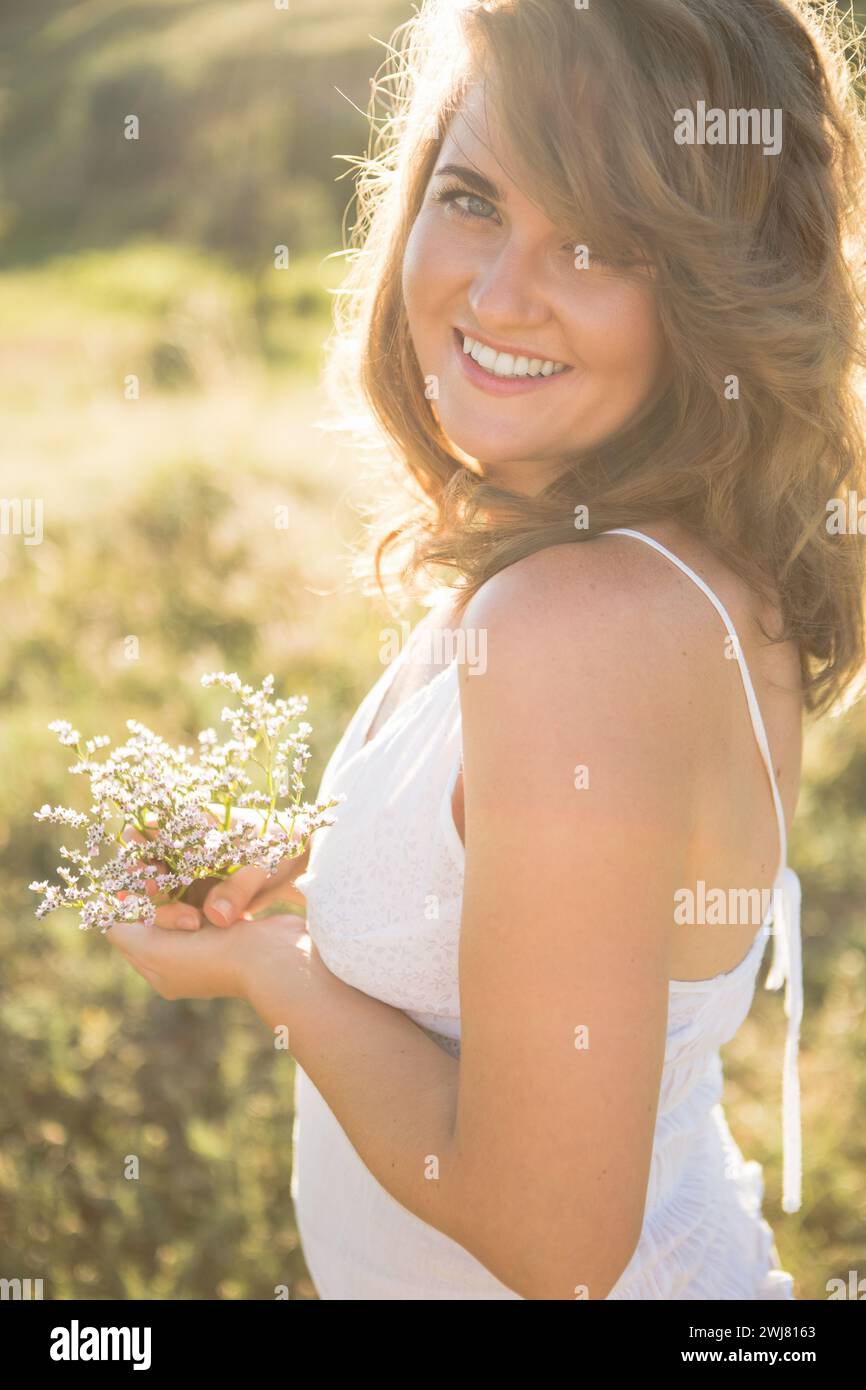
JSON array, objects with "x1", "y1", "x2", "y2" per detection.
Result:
[
  {"x1": 456, "y1": 534, "x2": 717, "y2": 726},
  {"x1": 454, "y1": 524, "x2": 803, "y2": 872},
  {"x1": 458, "y1": 535, "x2": 679, "y2": 643},
  {"x1": 454, "y1": 538, "x2": 713, "y2": 831},
  {"x1": 457, "y1": 521, "x2": 798, "y2": 700},
  {"x1": 453, "y1": 522, "x2": 804, "y2": 800}
]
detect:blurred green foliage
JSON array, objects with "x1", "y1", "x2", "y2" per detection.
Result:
[
  {"x1": 0, "y1": 0, "x2": 407, "y2": 267},
  {"x1": 0, "y1": 0, "x2": 864, "y2": 1304}
]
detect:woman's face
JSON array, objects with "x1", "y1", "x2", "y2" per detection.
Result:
[{"x1": 402, "y1": 83, "x2": 669, "y2": 494}]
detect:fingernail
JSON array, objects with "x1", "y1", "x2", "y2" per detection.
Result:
[
  {"x1": 178, "y1": 912, "x2": 199, "y2": 930},
  {"x1": 210, "y1": 898, "x2": 235, "y2": 925}
]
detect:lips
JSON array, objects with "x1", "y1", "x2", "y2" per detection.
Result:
[{"x1": 451, "y1": 327, "x2": 578, "y2": 397}]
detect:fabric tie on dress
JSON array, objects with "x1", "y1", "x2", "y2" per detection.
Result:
[{"x1": 764, "y1": 864, "x2": 803, "y2": 1214}]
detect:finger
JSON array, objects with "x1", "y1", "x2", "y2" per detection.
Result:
[
  {"x1": 202, "y1": 864, "x2": 283, "y2": 927},
  {"x1": 176, "y1": 876, "x2": 213, "y2": 909},
  {"x1": 152, "y1": 902, "x2": 202, "y2": 931},
  {"x1": 244, "y1": 875, "x2": 307, "y2": 917},
  {"x1": 104, "y1": 923, "x2": 169, "y2": 992},
  {"x1": 109, "y1": 901, "x2": 201, "y2": 932},
  {"x1": 104, "y1": 918, "x2": 133, "y2": 948},
  {"x1": 104, "y1": 918, "x2": 151, "y2": 955}
]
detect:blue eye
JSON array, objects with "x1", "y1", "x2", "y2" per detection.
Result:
[
  {"x1": 432, "y1": 183, "x2": 498, "y2": 223},
  {"x1": 430, "y1": 186, "x2": 642, "y2": 272}
]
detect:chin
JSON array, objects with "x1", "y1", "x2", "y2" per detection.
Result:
[
  {"x1": 452, "y1": 443, "x2": 559, "y2": 475},
  {"x1": 441, "y1": 425, "x2": 536, "y2": 468}
]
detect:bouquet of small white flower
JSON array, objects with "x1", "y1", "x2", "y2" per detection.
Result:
[{"x1": 29, "y1": 671, "x2": 344, "y2": 934}]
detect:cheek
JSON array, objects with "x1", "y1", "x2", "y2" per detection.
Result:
[
  {"x1": 575, "y1": 281, "x2": 666, "y2": 385},
  {"x1": 402, "y1": 222, "x2": 437, "y2": 360},
  {"x1": 403, "y1": 215, "x2": 438, "y2": 315},
  {"x1": 401, "y1": 219, "x2": 425, "y2": 315},
  {"x1": 403, "y1": 210, "x2": 466, "y2": 320}
]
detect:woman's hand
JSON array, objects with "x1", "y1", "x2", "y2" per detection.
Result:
[
  {"x1": 106, "y1": 910, "x2": 314, "y2": 1004},
  {"x1": 198, "y1": 848, "x2": 309, "y2": 928},
  {"x1": 108, "y1": 818, "x2": 314, "y2": 1000},
  {"x1": 118, "y1": 822, "x2": 309, "y2": 932},
  {"x1": 105, "y1": 913, "x2": 256, "y2": 1000}
]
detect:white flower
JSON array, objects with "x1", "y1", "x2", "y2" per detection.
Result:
[{"x1": 32, "y1": 671, "x2": 344, "y2": 931}]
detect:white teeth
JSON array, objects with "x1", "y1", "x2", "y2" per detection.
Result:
[{"x1": 462, "y1": 334, "x2": 568, "y2": 379}]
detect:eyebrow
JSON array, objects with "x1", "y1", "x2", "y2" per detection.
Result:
[{"x1": 432, "y1": 163, "x2": 503, "y2": 201}]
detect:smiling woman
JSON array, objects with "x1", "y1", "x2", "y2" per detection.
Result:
[
  {"x1": 271, "y1": 0, "x2": 866, "y2": 1302},
  {"x1": 335, "y1": 0, "x2": 866, "y2": 661},
  {"x1": 111, "y1": 0, "x2": 866, "y2": 1305},
  {"x1": 400, "y1": 95, "x2": 670, "y2": 479}
]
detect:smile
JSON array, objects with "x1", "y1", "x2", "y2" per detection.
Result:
[{"x1": 452, "y1": 327, "x2": 575, "y2": 397}]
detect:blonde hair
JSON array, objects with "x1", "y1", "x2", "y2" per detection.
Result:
[{"x1": 323, "y1": 0, "x2": 866, "y2": 718}]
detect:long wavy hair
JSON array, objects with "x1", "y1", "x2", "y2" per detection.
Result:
[{"x1": 322, "y1": 0, "x2": 866, "y2": 718}]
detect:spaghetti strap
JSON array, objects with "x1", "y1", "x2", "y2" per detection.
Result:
[{"x1": 601, "y1": 527, "x2": 803, "y2": 1213}]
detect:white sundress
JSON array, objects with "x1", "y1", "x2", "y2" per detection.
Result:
[{"x1": 291, "y1": 526, "x2": 803, "y2": 1299}]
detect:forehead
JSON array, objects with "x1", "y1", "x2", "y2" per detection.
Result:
[{"x1": 438, "y1": 80, "x2": 536, "y2": 204}]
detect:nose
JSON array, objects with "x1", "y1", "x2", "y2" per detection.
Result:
[{"x1": 467, "y1": 237, "x2": 551, "y2": 338}]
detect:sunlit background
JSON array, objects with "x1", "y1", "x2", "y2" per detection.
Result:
[{"x1": 1, "y1": 0, "x2": 864, "y2": 1300}]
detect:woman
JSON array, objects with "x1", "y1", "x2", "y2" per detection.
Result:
[{"x1": 108, "y1": 0, "x2": 866, "y2": 1299}]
